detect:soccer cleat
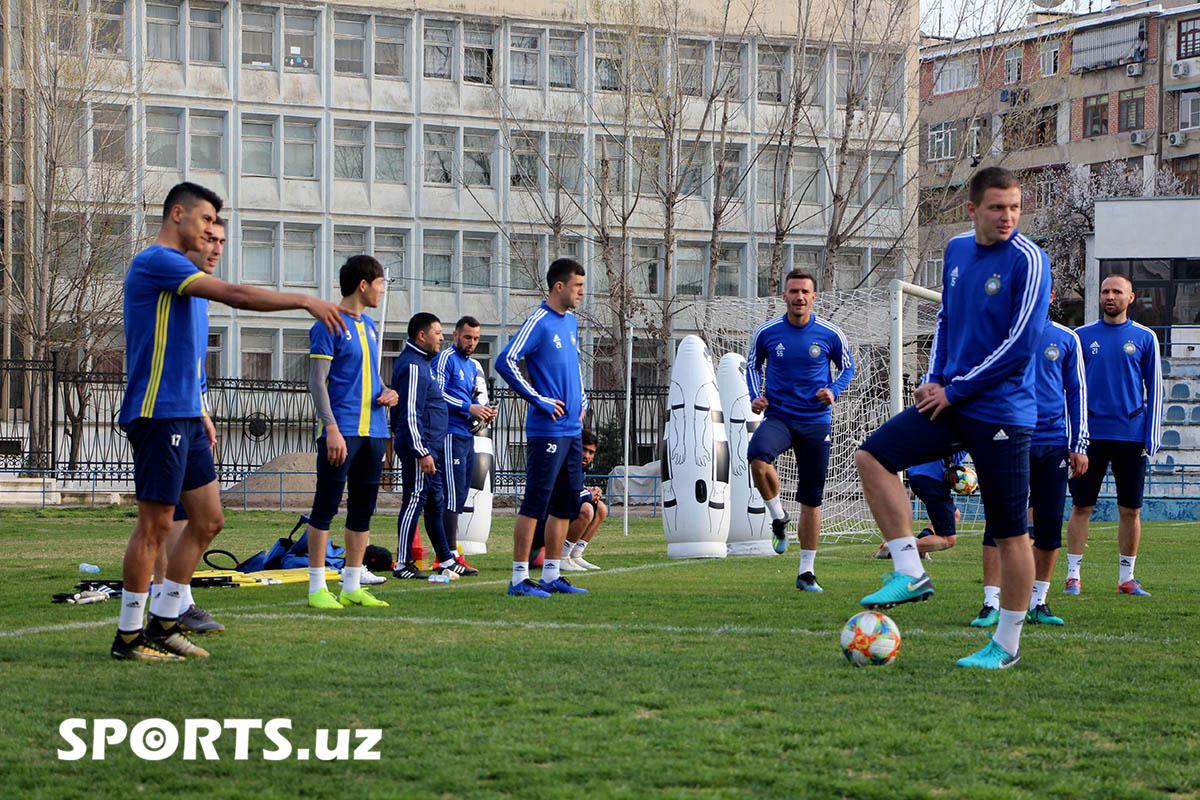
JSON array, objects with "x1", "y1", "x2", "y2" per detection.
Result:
[
  {"x1": 955, "y1": 639, "x2": 1020, "y2": 670},
  {"x1": 438, "y1": 559, "x2": 479, "y2": 577},
  {"x1": 1026, "y1": 603, "x2": 1064, "y2": 625},
  {"x1": 507, "y1": 578, "x2": 551, "y2": 598},
  {"x1": 178, "y1": 604, "x2": 225, "y2": 635},
  {"x1": 872, "y1": 545, "x2": 891, "y2": 560},
  {"x1": 392, "y1": 561, "x2": 429, "y2": 580},
  {"x1": 859, "y1": 571, "x2": 934, "y2": 609},
  {"x1": 539, "y1": 577, "x2": 589, "y2": 594},
  {"x1": 308, "y1": 588, "x2": 344, "y2": 610},
  {"x1": 560, "y1": 557, "x2": 587, "y2": 572},
  {"x1": 1063, "y1": 577, "x2": 1081, "y2": 595},
  {"x1": 338, "y1": 588, "x2": 390, "y2": 607},
  {"x1": 455, "y1": 555, "x2": 479, "y2": 572},
  {"x1": 111, "y1": 631, "x2": 185, "y2": 662},
  {"x1": 969, "y1": 605, "x2": 1000, "y2": 627},
  {"x1": 795, "y1": 572, "x2": 824, "y2": 593},
  {"x1": 360, "y1": 567, "x2": 387, "y2": 586},
  {"x1": 771, "y1": 512, "x2": 791, "y2": 555},
  {"x1": 144, "y1": 616, "x2": 210, "y2": 658},
  {"x1": 573, "y1": 555, "x2": 601, "y2": 570},
  {"x1": 1118, "y1": 579, "x2": 1151, "y2": 597}
]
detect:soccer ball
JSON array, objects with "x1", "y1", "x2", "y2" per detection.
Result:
[
  {"x1": 949, "y1": 465, "x2": 979, "y2": 495},
  {"x1": 840, "y1": 611, "x2": 902, "y2": 667}
]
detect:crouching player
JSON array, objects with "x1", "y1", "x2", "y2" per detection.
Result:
[
  {"x1": 303, "y1": 256, "x2": 398, "y2": 610},
  {"x1": 873, "y1": 451, "x2": 966, "y2": 561}
]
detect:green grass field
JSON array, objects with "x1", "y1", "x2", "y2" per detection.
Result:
[{"x1": 1, "y1": 508, "x2": 1197, "y2": 799}]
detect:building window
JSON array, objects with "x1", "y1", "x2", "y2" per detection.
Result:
[
  {"x1": 92, "y1": 106, "x2": 128, "y2": 165},
  {"x1": 927, "y1": 120, "x2": 956, "y2": 161},
  {"x1": 1032, "y1": 104, "x2": 1058, "y2": 146},
  {"x1": 241, "y1": 116, "x2": 275, "y2": 176},
  {"x1": 633, "y1": 38, "x2": 662, "y2": 94},
  {"x1": 1118, "y1": 89, "x2": 1145, "y2": 132},
  {"x1": 241, "y1": 7, "x2": 274, "y2": 67},
  {"x1": 240, "y1": 329, "x2": 274, "y2": 380},
  {"x1": 333, "y1": 227, "x2": 366, "y2": 271},
  {"x1": 206, "y1": 330, "x2": 224, "y2": 379},
  {"x1": 716, "y1": 43, "x2": 743, "y2": 99},
  {"x1": 793, "y1": 150, "x2": 821, "y2": 204},
  {"x1": 549, "y1": 30, "x2": 579, "y2": 89},
  {"x1": 595, "y1": 33, "x2": 622, "y2": 91},
  {"x1": 283, "y1": 10, "x2": 316, "y2": 70},
  {"x1": 802, "y1": 47, "x2": 825, "y2": 104},
  {"x1": 549, "y1": 133, "x2": 581, "y2": 194},
  {"x1": 510, "y1": 132, "x2": 541, "y2": 189},
  {"x1": 423, "y1": 233, "x2": 453, "y2": 285},
  {"x1": 462, "y1": 234, "x2": 493, "y2": 289},
  {"x1": 1040, "y1": 41, "x2": 1059, "y2": 76},
  {"x1": 873, "y1": 53, "x2": 903, "y2": 110},
  {"x1": 283, "y1": 226, "x2": 316, "y2": 284},
  {"x1": 424, "y1": 21, "x2": 453, "y2": 79},
  {"x1": 677, "y1": 245, "x2": 704, "y2": 295},
  {"x1": 190, "y1": 111, "x2": 223, "y2": 170},
  {"x1": 921, "y1": 254, "x2": 943, "y2": 288},
  {"x1": 968, "y1": 117, "x2": 986, "y2": 158},
  {"x1": 1172, "y1": 155, "x2": 1199, "y2": 194},
  {"x1": 717, "y1": 146, "x2": 742, "y2": 200},
  {"x1": 334, "y1": 121, "x2": 366, "y2": 180},
  {"x1": 93, "y1": 0, "x2": 126, "y2": 55},
  {"x1": 376, "y1": 230, "x2": 406, "y2": 281},
  {"x1": 678, "y1": 42, "x2": 706, "y2": 97},
  {"x1": 633, "y1": 242, "x2": 660, "y2": 295},
  {"x1": 283, "y1": 118, "x2": 317, "y2": 178},
  {"x1": 597, "y1": 138, "x2": 625, "y2": 194},
  {"x1": 374, "y1": 18, "x2": 406, "y2": 78},
  {"x1": 510, "y1": 29, "x2": 540, "y2": 87},
  {"x1": 1083, "y1": 94, "x2": 1108, "y2": 137},
  {"x1": 464, "y1": 24, "x2": 495, "y2": 84},
  {"x1": 423, "y1": 127, "x2": 454, "y2": 184},
  {"x1": 146, "y1": 2, "x2": 180, "y2": 61},
  {"x1": 375, "y1": 124, "x2": 408, "y2": 182},
  {"x1": 679, "y1": 144, "x2": 703, "y2": 197},
  {"x1": 1178, "y1": 18, "x2": 1200, "y2": 60},
  {"x1": 756, "y1": 244, "x2": 776, "y2": 297},
  {"x1": 241, "y1": 225, "x2": 276, "y2": 282},
  {"x1": 1072, "y1": 20, "x2": 1145, "y2": 72},
  {"x1": 932, "y1": 57, "x2": 978, "y2": 94},
  {"x1": 1004, "y1": 47, "x2": 1022, "y2": 84},
  {"x1": 833, "y1": 251, "x2": 862, "y2": 291},
  {"x1": 509, "y1": 235, "x2": 542, "y2": 290},
  {"x1": 757, "y1": 45, "x2": 787, "y2": 103},
  {"x1": 282, "y1": 331, "x2": 309, "y2": 382},
  {"x1": 462, "y1": 130, "x2": 494, "y2": 187},
  {"x1": 716, "y1": 246, "x2": 741, "y2": 296},
  {"x1": 334, "y1": 15, "x2": 366, "y2": 75},
  {"x1": 146, "y1": 107, "x2": 181, "y2": 168},
  {"x1": 867, "y1": 155, "x2": 898, "y2": 207},
  {"x1": 836, "y1": 51, "x2": 869, "y2": 105},
  {"x1": 189, "y1": 2, "x2": 223, "y2": 64},
  {"x1": 1182, "y1": 91, "x2": 1200, "y2": 131}
]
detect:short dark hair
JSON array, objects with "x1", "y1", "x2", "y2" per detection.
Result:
[
  {"x1": 339, "y1": 255, "x2": 385, "y2": 297},
  {"x1": 968, "y1": 167, "x2": 1020, "y2": 206},
  {"x1": 1102, "y1": 273, "x2": 1134, "y2": 291},
  {"x1": 162, "y1": 181, "x2": 223, "y2": 220},
  {"x1": 581, "y1": 430, "x2": 598, "y2": 447},
  {"x1": 785, "y1": 270, "x2": 817, "y2": 290},
  {"x1": 212, "y1": 216, "x2": 226, "y2": 228},
  {"x1": 547, "y1": 258, "x2": 585, "y2": 291},
  {"x1": 455, "y1": 315, "x2": 481, "y2": 330},
  {"x1": 407, "y1": 312, "x2": 441, "y2": 340}
]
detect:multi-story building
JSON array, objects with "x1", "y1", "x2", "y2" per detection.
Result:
[{"x1": 1, "y1": 0, "x2": 917, "y2": 392}]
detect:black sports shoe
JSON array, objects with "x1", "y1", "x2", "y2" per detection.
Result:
[
  {"x1": 437, "y1": 559, "x2": 479, "y2": 577},
  {"x1": 771, "y1": 512, "x2": 791, "y2": 555},
  {"x1": 392, "y1": 561, "x2": 429, "y2": 580},
  {"x1": 795, "y1": 572, "x2": 824, "y2": 593},
  {"x1": 111, "y1": 630, "x2": 185, "y2": 662},
  {"x1": 144, "y1": 615, "x2": 210, "y2": 658}
]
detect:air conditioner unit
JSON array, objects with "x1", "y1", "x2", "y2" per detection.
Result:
[
  {"x1": 1173, "y1": 62, "x2": 1192, "y2": 78},
  {"x1": 1168, "y1": 131, "x2": 1188, "y2": 146},
  {"x1": 998, "y1": 88, "x2": 1011, "y2": 103},
  {"x1": 1127, "y1": 63, "x2": 1144, "y2": 78},
  {"x1": 1130, "y1": 130, "x2": 1152, "y2": 145}
]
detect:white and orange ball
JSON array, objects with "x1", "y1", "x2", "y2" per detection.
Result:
[{"x1": 840, "y1": 611, "x2": 902, "y2": 667}]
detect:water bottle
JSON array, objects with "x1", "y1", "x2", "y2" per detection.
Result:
[
  {"x1": 428, "y1": 574, "x2": 451, "y2": 584},
  {"x1": 79, "y1": 563, "x2": 101, "y2": 574}
]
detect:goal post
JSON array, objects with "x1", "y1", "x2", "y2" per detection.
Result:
[{"x1": 890, "y1": 280, "x2": 943, "y2": 417}]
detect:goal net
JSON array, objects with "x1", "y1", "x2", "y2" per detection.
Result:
[{"x1": 692, "y1": 280, "x2": 984, "y2": 543}]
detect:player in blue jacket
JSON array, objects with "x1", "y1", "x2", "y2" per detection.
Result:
[
  {"x1": 433, "y1": 315, "x2": 496, "y2": 571},
  {"x1": 1066, "y1": 274, "x2": 1163, "y2": 597},
  {"x1": 495, "y1": 258, "x2": 590, "y2": 598},
  {"x1": 872, "y1": 451, "x2": 967, "y2": 561},
  {"x1": 392, "y1": 313, "x2": 475, "y2": 580},
  {"x1": 746, "y1": 269, "x2": 855, "y2": 592},
  {"x1": 856, "y1": 167, "x2": 1051, "y2": 669}
]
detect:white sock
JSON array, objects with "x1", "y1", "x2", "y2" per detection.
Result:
[
  {"x1": 983, "y1": 585, "x2": 1001, "y2": 609},
  {"x1": 562, "y1": 540, "x2": 575, "y2": 559},
  {"x1": 1066, "y1": 553, "x2": 1083, "y2": 580},
  {"x1": 542, "y1": 559, "x2": 561, "y2": 582},
  {"x1": 993, "y1": 609, "x2": 1025, "y2": 656},
  {"x1": 765, "y1": 496, "x2": 786, "y2": 521},
  {"x1": 1119, "y1": 554, "x2": 1136, "y2": 583},
  {"x1": 571, "y1": 540, "x2": 588, "y2": 557},
  {"x1": 886, "y1": 536, "x2": 923, "y2": 578},
  {"x1": 511, "y1": 561, "x2": 529, "y2": 585},
  {"x1": 179, "y1": 582, "x2": 194, "y2": 610},
  {"x1": 118, "y1": 590, "x2": 148, "y2": 632},
  {"x1": 308, "y1": 567, "x2": 327, "y2": 594},
  {"x1": 1030, "y1": 580, "x2": 1050, "y2": 609},
  {"x1": 342, "y1": 566, "x2": 361, "y2": 593},
  {"x1": 798, "y1": 549, "x2": 816, "y2": 575},
  {"x1": 150, "y1": 579, "x2": 186, "y2": 620},
  {"x1": 439, "y1": 557, "x2": 457, "y2": 569}
]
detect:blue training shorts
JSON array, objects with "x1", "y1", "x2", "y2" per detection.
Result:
[
  {"x1": 1068, "y1": 439, "x2": 1146, "y2": 510},
  {"x1": 1025, "y1": 443, "x2": 1069, "y2": 550},
  {"x1": 442, "y1": 433, "x2": 474, "y2": 514},
  {"x1": 124, "y1": 417, "x2": 216, "y2": 506},
  {"x1": 521, "y1": 435, "x2": 584, "y2": 521},
  {"x1": 746, "y1": 415, "x2": 831, "y2": 508}
]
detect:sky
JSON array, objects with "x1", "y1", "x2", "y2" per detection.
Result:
[{"x1": 918, "y1": 0, "x2": 1109, "y2": 38}]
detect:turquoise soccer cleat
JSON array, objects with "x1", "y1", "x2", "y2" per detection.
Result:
[
  {"x1": 956, "y1": 639, "x2": 1020, "y2": 669},
  {"x1": 969, "y1": 605, "x2": 999, "y2": 628},
  {"x1": 859, "y1": 571, "x2": 934, "y2": 609},
  {"x1": 1025, "y1": 603, "x2": 1064, "y2": 625}
]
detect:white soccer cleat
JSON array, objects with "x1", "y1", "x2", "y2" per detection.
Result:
[
  {"x1": 560, "y1": 557, "x2": 587, "y2": 572},
  {"x1": 341, "y1": 567, "x2": 387, "y2": 586},
  {"x1": 572, "y1": 555, "x2": 601, "y2": 571}
]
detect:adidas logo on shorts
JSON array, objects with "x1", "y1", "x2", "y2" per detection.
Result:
[{"x1": 993, "y1": 429, "x2": 1009, "y2": 441}]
